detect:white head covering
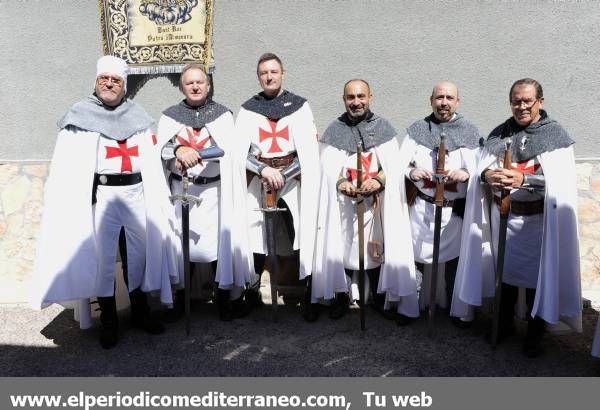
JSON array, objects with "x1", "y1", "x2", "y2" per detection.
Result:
[{"x1": 96, "y1": 55, "x2": 128, "y2": 92}]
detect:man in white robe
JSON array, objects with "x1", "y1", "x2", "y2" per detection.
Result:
[
  {"x1": 157, "y1": 64, "x2": 253, "y2": 321},
  {"x1": 313, "y1": 79, "x2": 419, "y2": 322},
  {"x1": 402, "y1": 81, "x2": 480, "y2": 326},
  {"x1": 452, "y1": 78, "x2": 581, "y2": 357},
  {"x1": 235, "y1": 53, "x2": 319, "y2": 319},
  {"x1": 30, "y1": 56, "x2": 179, "y2": 349}
]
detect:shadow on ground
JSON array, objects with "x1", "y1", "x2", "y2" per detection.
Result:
[{"x1": 1, "y1": 300, "x2": 599, "y2": 377}]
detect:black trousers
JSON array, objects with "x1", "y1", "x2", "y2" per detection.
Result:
[
  {"x1": 415, "y1": 257, "x2": 459, "y2": 310},
  {"x1": 499, "y1": 282, "x2": 544, "y2": 330},
  {"x1": 344, "y1": 266, "x2": 383, "y2": 306}
]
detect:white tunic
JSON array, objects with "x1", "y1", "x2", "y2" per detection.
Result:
[
  {"x1": 405, "y1": 142, "x2": 470, "y2": 264},
  {"x1": 314, "y1": 137, "x2": 419, "y2": 317},
  {"x1": 489, "y1": 157, "x2": 545, "y2": 289},
  {"x1": 340, "y1": 149, "x2": 383, "y2": 270},
  {"x1": 168, "y1": 125, "x2": 221, "y2": 262},
  {"x1": 30, "y1": 126, "x2": 181, "y2": 327},
  {"x1": 451, "y1": 146, "x2": 582, "y2": 331},
  {"x1": 236, "y1": 102, "x2": 320, "y2": 280},
  {"x1": 400, "y1": 135, "x2": 478, "y2": 312},
  {"x1": 157, "y1": 113, "x2": 254, "y2": 290}
]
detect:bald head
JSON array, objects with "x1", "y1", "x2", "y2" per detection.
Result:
[
  {"x1": 430, "y1": 81, "x2": 460, "y2": 122},
  {"x1": 343, "y1": 79, "x2": 372, "y2": 122}
]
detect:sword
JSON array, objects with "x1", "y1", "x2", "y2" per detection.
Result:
[
  {"x1": 169, "y1": 173, "x2": 202, "y2": 335},
  {"x1": 256, "y1": 183, "x2": 287, "y2": 321},
  {"x1": 356, "y1": 143, "x2": 366, "y2": 331},
  {"x1": 428, "y1": 132, "x2": 447, "y2": 338},
  {"x1": 491, "y1": 139, "x2": 512, "y2": 348}
]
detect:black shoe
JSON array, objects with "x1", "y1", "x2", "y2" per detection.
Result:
[
  {"x1": 370, "y1": 302, "x2": 397, "y2": 321},
  {"x1": 396, "y1": 313, "x2": 414, "y2": 327},
  {"x1": 216, "y1": 289, "x2": 233, "y2": 321},
  {"x1": 231, "y1": 297, "x2": 251, "y2": 319},
  {"x1": 131, "y1": 313, "x2": 165, "y2": 335},
  {"x1": 451, "y1": 317, "x2": 472, "y2": 329},
  {"x1": 523, "y1": 318, "x2": 545, "y2": 358},
  {"x1": 485, "y1": 323, "x2": 515, "y2": 344},
  {"x1": 99, "y1": 325, "x2": 118, "y2": 349},
  {"x1": 301, "y1": 297, "x2": 320, "y2": 322},
  {"x1": 523, "y1": 339, "x2": 544, "y2": 358},
  {"x1": 244, "y1": 288, "x2": 264, "y2": 309},
  {"x1": 162, "y1": 295, "x2": 185, "y2": 324},
  {"x1": 329, "y1": 293, "x2": 350, "y2": 320}
]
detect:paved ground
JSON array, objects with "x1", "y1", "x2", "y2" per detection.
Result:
[{"x1": 1, "y1": 285, "x2": 599, "y2": 377}]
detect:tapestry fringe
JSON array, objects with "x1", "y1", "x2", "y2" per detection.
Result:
[{"x1": 128, "y1": 64, "x2": 215, "y2": 75}]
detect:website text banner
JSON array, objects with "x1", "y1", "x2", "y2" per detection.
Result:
[{"x1": 2, "y1": 377, "x2": 599, "y2": 410}]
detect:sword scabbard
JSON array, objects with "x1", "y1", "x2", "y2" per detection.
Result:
[
  {"x1": 500, "y1": 140, "x2": 513, "y2": 217},
  {"x1": 356, "y1": 143, "x2": 366, "y2": 331},
  {"x1": 434, "y1": 133, "x2": 446, "y2": 207}
]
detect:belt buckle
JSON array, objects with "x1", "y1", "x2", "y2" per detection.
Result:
[
  {"x1": 99, "y1": 175, "x2": 108, "y2": 185},
  {"x1": 271, "y1": 158, "x2": 282, "y2": 167}
]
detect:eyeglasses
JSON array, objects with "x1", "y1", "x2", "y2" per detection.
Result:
[
  {"x1": 97, "y1": 75, "x2": 123, "y2": 87},
  {"x1": 510, "y1": 98, "x2": 539, "y2": 109}
]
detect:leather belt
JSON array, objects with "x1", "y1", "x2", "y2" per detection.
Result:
[
  {"x1": 416, "y1": 189, "x2": 456, "y2": 207},
  {"x1": 171, "y1": 173, "x2": 221, "y2": 185},
  {"x1": 94, "y1": 173, "x2": 142, "y2": 186},
  {"x1": 258, "y1": 152, "x2": 296, "y2": 168},
  {"x1": 494, "y1": 196, "x2": 544, "y2": 215}
]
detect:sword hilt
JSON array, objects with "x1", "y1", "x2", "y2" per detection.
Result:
[
  {"x1": 170, "y1": 174, "x2": 202, "y2": 206},
  {"x1": 170, "y1": 194, "x2": 202, "y2": 206},
  {"x1": 255, "y1": 184, "x2": 286, "y2": 212}
]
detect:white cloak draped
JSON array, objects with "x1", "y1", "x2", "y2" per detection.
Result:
[
  {"x1": 451, "y1": 146, "x2": 582, "y2": 332},
  {"x1": 30, "y1": 126, "x2": 180, "y2": 324},
  {"x1": 235, "y1": 102, "x2": 320, "y2": 279},
  {"x1": 400, "y1": 135, "x2": 479, "y2": 313},
  {"x1": 157, "y1": 112, "x2": 254, "y2": 290},
  {"x1": 313, "y1": 137, "x2": 419, "y2": 317}
]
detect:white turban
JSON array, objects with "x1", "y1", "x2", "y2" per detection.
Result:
[{"x1": 96, "y1": 55, "x2": 129, "y2": 92}]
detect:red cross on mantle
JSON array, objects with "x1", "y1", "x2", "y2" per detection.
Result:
[
  {"x1": 511, "y1": 159, "x2": 541, "y2": 175},
  {"x1": 176, "y1": 128, "x2": 211, "y2": 150},
  {"x1": 105, "y1": 139, "x2": 139, "y2": 173},
  {"x1": 347, "y1": 153, "x2": 379, "y2": 183},
  {"x1": 422, "y1": 170, "x2": 458, "y2": 192},
  {"x1": 259, "y1": 119, "x2": 289, "y2": 153}
]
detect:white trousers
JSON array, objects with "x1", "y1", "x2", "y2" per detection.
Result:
[{"x1": 93, "y1": 183, "x2": 147, "y2": 296}]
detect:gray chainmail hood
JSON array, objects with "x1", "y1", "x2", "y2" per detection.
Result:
[
  {"x1": 241, "y1": 90, "x2": 306, "y2": 120},
  {"x1": 58, "y1": 94, "x2": 154, "y2": 140},
  {"x1": 320, "y1": 111, "x2": 397, "y2": 153},
  {"x1": 162, "y1": 100, "x2": 230, "y2": 129},
  {"x1": 484, "y1": 110, "x2": 574, "y2": 162},
  {"x1": 407, "y1": 113, "x2": 481, "y2": 151}
]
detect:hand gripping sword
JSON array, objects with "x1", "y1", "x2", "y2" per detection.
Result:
[
  {"x1": 428, "y1": 132, "x2": 447, "y2": 338},
  {"x1": 256, "y1": 182, "x2": 287, "y2": 321},
  {"x1": 491, "y1": 139, "x2": 512, "y2": 348},
  {"x1": 170, "y1": 173, "x2": 201, "y2": 335},
  {"x1": 356, "y1": 143, "x2": 367, "y2": 331},
  {"x1": 167, "y1": 146, "x2": 223, "y2": 335}
]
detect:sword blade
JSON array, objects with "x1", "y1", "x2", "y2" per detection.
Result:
[
  {"x1": 428, "y1": 204, "x2": 443, "y2": 337},
  {"x1": 491, "y1": 214, "x2": 509, "y2": 348},
  {"x1": 182, "y1": 201, "x2": 191, "y2": 336},
  {"x1": 264, "y1": 204, "x2": 280, "y2": 321},
  {"x1": 491, "y1": 140, "x2": 512, "y2": 348},
  {"x1": 357, "y1": 194, "x2": 366, "y2": 331}
]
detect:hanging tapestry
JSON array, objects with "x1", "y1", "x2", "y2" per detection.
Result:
[{"x1": 99, "y1": 0, "x2": 215, "y2": 74}]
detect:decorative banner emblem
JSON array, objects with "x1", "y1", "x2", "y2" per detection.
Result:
[{"x1": 99, "y1": 0, "x2": 215, "y2": 74}]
